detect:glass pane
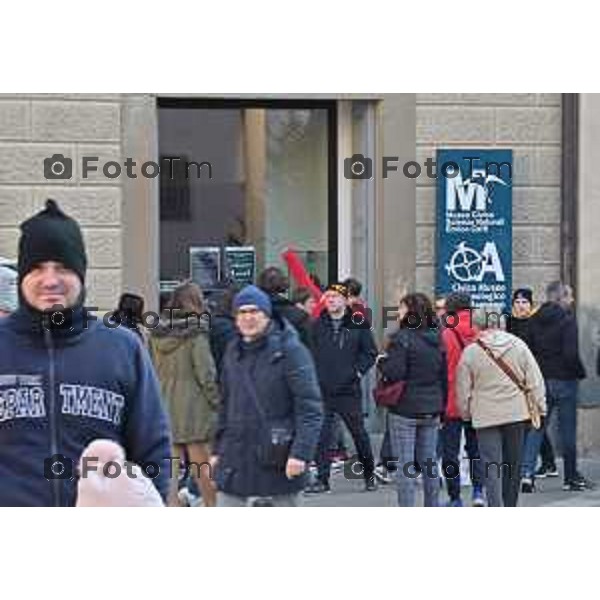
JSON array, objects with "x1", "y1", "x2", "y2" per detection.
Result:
[
  {"x1": 264, "y1": 109, "x2": 329, "y2": 288},
  {"x1": 158, "y1": 105, "x2": 331, "y2": 303}
]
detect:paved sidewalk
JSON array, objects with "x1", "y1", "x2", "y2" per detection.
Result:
[{"x1": 302, "y1": 456, "x2": 600, "y2": 507}]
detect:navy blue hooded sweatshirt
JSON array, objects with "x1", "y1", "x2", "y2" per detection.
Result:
[{"x1": 0, "y1": 304, "x2": 172, "y2": 506}]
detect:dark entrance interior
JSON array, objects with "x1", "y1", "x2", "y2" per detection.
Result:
[{"x1": 157, "y1": 98, "x2": 338, "y2": 304}]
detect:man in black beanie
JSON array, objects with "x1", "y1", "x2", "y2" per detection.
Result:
[
  {"x1": 0, "y1": 199, "x2": 172, "y2": 507},
  {"x1": 16, "y1": 199, "x2": 87, "y2": 318}
]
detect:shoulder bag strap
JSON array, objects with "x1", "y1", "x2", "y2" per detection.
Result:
[
  {"x1": 475, "y1": 339, "x2": 541, "y2": 428},
  {"x1": 475, "y1": 339, "x2": 527, "y2": 392}
]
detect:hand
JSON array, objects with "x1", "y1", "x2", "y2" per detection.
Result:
[
  {"x1": 76, "y1": 439, "x2": 164, "y2": 507},
  {"x1": 285, "y1": 457, "x2": 306, "y2": 479},
  {"x1": 375, "y1": 353, "x2": 387, "y2": 366},
  {"x1": 209, "y1": 455, "x2": 219, "y2": 470}
]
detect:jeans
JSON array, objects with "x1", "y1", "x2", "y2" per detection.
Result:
[
  {"x1": 379, "y1": 412, "x2": 397, "y2": 472},
  {"x1": 388, "y1": 413, "x2": 440, "y2": 507},
  {"x1": 217, "y1": 493, "x2": 300, "y2": 507},
  {"x1": 540, "y1": 431, "x2": 556, "y2": 468},
  {"x1": 476, "y1": 421, "x2": 526, "y2": 507},
  {"x1": 317, "y1": 408, "x2": 374, "y2": 483},
  {"x1": 440, "y1": 419, "x2": 484, "y2": 500},
  {"x1": 521, "y1": 379, "x2": 578, "y2": 482}
]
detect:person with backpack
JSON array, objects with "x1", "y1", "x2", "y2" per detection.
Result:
[
  {"x1": 377, "y1": 293, "x2": 447, "y2": 506},
  {"x1": 439, "y1": 292, "x2": 485, "y2": 506},
  {"x1": 456, "y1": 306, "x2": 546, "y2": 507}
]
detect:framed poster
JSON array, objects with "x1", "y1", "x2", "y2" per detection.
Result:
[
  {"x1": 224, "y1": 246, "x2": 256, "y2": 286},
  {"x1": 189, "y1": 246, "x2": 221, "y2": 290}
]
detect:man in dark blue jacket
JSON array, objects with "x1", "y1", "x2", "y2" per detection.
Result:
[
  {"x1": 0, "y1": 199, "x2": 172, "y2": 506},
  {"x1": 308, "y1": 283, "x2": 379, "y2": 493},
  {"x1": 212, "y1": 285, "x2": 323, "y2": 506}
]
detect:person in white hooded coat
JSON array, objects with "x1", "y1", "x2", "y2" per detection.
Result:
[{"x1": 456, "y1": 306, "x2": 546, "y2": 507}]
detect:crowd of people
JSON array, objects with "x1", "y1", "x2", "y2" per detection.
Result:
[{"x1": 0, "y1": 199, "x2": 594, "y2": 507}]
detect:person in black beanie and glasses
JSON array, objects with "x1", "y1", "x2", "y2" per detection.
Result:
[
  {"x1": 0, "y1": 199, "x2": 172, "y2": 507},
  {"x1": 507, "y1": 288, "x2": 558, "y2": 485}
]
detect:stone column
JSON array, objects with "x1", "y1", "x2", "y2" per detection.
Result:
[
  {"x1": 120, "y1": 94, "x2": 160, "y2": 313},
  {"x1": 576, "y1": 94, "x2": 600, "y2": 454}
]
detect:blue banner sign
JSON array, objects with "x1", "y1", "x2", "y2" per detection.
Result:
[{"x1": 436, "y1": 149, "x2": 513, "y2": 313}]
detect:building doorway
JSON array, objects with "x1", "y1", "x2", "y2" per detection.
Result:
[{"x1": 157, "y1": 98, "x2": 338, "y2": 304}]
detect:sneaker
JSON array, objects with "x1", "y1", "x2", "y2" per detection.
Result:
[
  {"x1": 365, "y1": 476, "x2": 378, "y2": 492},
  {"x1": 330, "y1": 459, "x2": 345, "y2": 473},
  {"x1": 572, "y1": 473, "x2": 595, "y2": 490},
  {"x1": 374, "y1": 465, "x2": 393, "y2": 485},
  {"x1": 520, "y1": 477, "x2": 535, "y2": 494},
  {"x1": 536, "y1": 464, "x2": 559, "y2": 479},
  {"x1": 305, "y1": 480, "x2": 331, "y2": 495},
  {"x1": 472, "y1": 487, "x2": 485, "y2": 507},
  {"x1": 562, "y1": 479, "x2": 586, "y2": 491},
  {"x1": 446, "y1": 498, "x2": 463, "y2": 507}
]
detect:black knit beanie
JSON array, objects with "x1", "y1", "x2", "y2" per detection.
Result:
[
  {"x1": 512, "y1": 288, "x2": 533, "y2": 304},
  {"x1": 18, "y1": 199, "x2": 87, "y2": 284}
]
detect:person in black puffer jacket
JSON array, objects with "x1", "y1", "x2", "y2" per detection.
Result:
[
  {"x1": 521, "y1": 281, "x2": 590, "y2": 491},
  {"x1": 378, "y1": 292, "x2": 447, "y2": 507},
  {"x1": 506, "y1": 288, "x2": 536, "y2": 346},
  {"x1": 506, "y1": 287, "x2": 557, "y2": 482}
]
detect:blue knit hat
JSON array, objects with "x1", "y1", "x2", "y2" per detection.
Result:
[{"x1": 233, "y1": 285, "x2": 272, "y2": 317}]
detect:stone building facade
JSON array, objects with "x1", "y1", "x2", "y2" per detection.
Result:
[{"x1": 1, "y1": 92, "x2": 599, "y2": 449}]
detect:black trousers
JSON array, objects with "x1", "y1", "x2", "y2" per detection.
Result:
[{"x1": 317, "y1": 407, "x2": 374, "y2": 482}]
